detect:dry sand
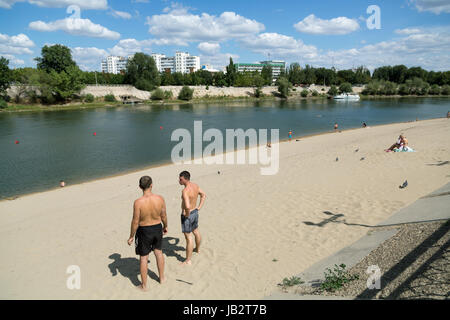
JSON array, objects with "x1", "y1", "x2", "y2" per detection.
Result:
[{"x1": 0, "y1": 118, "x2": 449, "y2": 300}]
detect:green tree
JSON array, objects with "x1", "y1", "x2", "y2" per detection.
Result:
[
  {"x1": 48, "y1": 65, "x2": 85, "y2": 102},
  {"x1": 288, "y1": 63, "x2": 303, "y2": 85},
  {"x1": 125, "y1": 53, "x2": 160, "y2": 91},
  {"x1": 261, "y1": 65, "x2": 273, "y2": 85},
  {"x1": 277, "y1": 77, "x2": 292, "y2": 98},
  {"x1": 339, "y1": 82, "x2": 353, "y2": 93},
  {"x1": 226, "y1": 57, "x2": 237, "y2": 87},
  {"x1": 253, "y1": 74, "x2": 265, "y2": 98},
  {"x1": 0, "y1": 57, "x2": 12, "y2": 99},
  {"x1": 35, "y1": 45, "x2": 77, "y2": 73},
  {"x1": 429, "y1": 84, "x2": 441, "y2": 95}
]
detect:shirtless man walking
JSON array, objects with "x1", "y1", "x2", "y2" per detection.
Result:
[
  {"x1": 179, "y1": 171, "x2": 206, "y2": 265},
  {"x1": 127, "y1": 176, "x2": 168, "y2": 291}
]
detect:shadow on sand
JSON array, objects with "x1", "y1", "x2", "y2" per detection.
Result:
[{"x1": 107, "y1": 237, "x2": 186, "y2": 286}]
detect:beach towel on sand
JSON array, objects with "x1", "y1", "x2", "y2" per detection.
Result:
[{"x1": 394, "y1": 146, "x2": 415, "y2": 152}]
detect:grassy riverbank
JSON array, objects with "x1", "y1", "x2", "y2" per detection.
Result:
[{"x1": 1, "y1": 93, "x2": 449, "y2": 113}]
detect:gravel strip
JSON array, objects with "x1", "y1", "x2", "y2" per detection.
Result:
[{"x1": 288, "y1": 220, "x2": 450, "y2": 299}]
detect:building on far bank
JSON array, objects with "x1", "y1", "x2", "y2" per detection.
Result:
[
  {"x1": 101, "y1": 55, "x2": 133, "y2": 74},
  {"x1": 235, "y1": 60, "x2": 286, "y2": 83},
  {"x1": 151, "y1": 51, "x2": 200, "y2": 74}
]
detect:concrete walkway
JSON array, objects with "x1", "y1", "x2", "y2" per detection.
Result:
[{"x1": 264, "y1": 182, "x2": 450, "y2": 300}]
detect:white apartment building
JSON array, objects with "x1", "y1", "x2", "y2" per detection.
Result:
[
  {"x1": 101, "y1": 55, "x2": 133, "y2": 74},
  {"x1": 151, "y1": 51, "x2": 200, "y2": 74}
]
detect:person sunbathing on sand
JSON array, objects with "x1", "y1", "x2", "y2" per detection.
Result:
[{"x1": 386, "y1": 135, "x2": 404, "y2": 152}]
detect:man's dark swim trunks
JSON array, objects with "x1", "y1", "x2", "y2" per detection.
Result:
[
  {"x1": 181, "y1": 209, "x2": 199, "y2": 233},
  {"x1": 135, "y1": 224, "x2": 163, "y2": 256}
]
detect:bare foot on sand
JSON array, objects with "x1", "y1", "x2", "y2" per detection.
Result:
[
  {"x1": 194, "y1": 247, "x2": 200, "y2": 254},
  {"x1": 159, "y1": 276, "x2": 166, "y2": 284},
  {"x1": 180, "y1": 260, "x2": 192, "y2": 266},
  {"x1": 136, "y1": 284, "x2": 148, "y2": 292}
]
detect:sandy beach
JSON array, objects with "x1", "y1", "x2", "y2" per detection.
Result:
[{"x1": 0, "y1": 118, "x2": 449, "y2": 300}]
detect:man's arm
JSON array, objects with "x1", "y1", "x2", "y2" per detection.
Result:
[
  {"x1": 196, "y1": 187, "x2": 206, "y2": 211},
  {"x1": 160, "y1": 197, "x2": 168, "y2": 234},
  {"x1": 182, "y1": 190, "x2": 191, "y2": 217},
  {"x1": 128, "y1": 200, "x2": 140, "y2": 245}
]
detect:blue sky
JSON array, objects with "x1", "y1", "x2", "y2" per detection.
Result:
[{"x1": 1, "y1": 0, "x2": 449, "y2": 71}]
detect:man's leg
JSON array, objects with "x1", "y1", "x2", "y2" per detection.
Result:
[
  {"x1": 193, "y1": 228, "x2": 202, "y2": 254},
  {"x1": 182, "y1": 232, "x2": 193, "y2": 265},
  {"x1": 139, "y1": 255, "x2": 149, "y2": 291},
  {"x1": 154, "y1": 249, "x2": 165, "y2": 283}
]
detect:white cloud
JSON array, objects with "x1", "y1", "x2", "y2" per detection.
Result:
[
  {"x1": 395, "y1": 28, "x2": 422, "y2": 35},
  {"x1": 240, "y1": 32, "x2": 318, "y2": 60},
  {"x1": 0, "y1": 0, "x2": 108, "y2": 9},
  {"x1": 198, "y1": 42, "x2": 220, "y2": 55},
  {"x1": 108, "y1": 38, "x2": 153, "y2": 56},
  {"x1": 71, "y1": 46, "x2": 108, "y2": 70},
  {"x1": 0, "y1": 54, "x2": 25, "y2": 65},
  {"x1": 306, "y1": 26, "x2": 450, "y2": 71},
  {"x1": 146, "y1": 6, "x2": 265, "y2": 44},
  {"x1": 0, "y1": 33, "x2": 34, "y2": 55},
  {"x1": 29, "y1": 18, "x2": 120, "y2": 39},
  {"x1": 410, "y1": 0, "x2": 450, "y2": 14},
  {"x1": 294, "y1": 14, "x2": 360, "y2": 35},
  {"x1": 110, "y1": 9, "x2": 132, "y2": 19},
  {"x1": 0, "y1": 33, "x2": 34, "y2": 67}
]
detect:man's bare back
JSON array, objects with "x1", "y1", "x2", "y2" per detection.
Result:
[{"x1": 136, "y1": 193, "x2": 166, "y2": 226}]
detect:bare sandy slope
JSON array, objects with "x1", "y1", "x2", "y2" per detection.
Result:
[{"x1": 0, "y1": 118, "x2": 449, "y2": 300}]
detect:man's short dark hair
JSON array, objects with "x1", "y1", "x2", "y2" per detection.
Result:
[
  {"x1": 139, "y1": 176, "x2": 153, "y2": 190},
  {"x1": 179, "y1": 171, "x2": 191, "y2": 181}
]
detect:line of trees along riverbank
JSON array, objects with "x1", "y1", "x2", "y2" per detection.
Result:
[{"x1": 1, "y1": 44, "x2": 450, "y2": 108}]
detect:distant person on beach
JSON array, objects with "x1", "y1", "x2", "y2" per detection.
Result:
[
  {"x1": 362, "y1": 122, "x2": 367, "y2": 128},
  {"x1": 179, "y1": 171, "x2": 206, "y2": 266},
  {"x1": 447, "y1": 111, "x2": 450, "y2": 119},
  {"x1": 288, "y1": 130, "x2": 292, "y2": 141},
  {"x1": 386, "y1": 135, "x2": 405, "y2": 152},
  {"x1": 60, "y1": 180, "x2": 65, "y2": 188},
  {"x1": 334, "y1": 123, "x2": 338, "y2": 131},
  {"x1": 127, "y1": 176, "x2": 168, "y2": 291}
]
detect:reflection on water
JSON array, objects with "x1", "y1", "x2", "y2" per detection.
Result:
[{"x1": 0, "y1": 97, "x2": 449, "y2": 199}]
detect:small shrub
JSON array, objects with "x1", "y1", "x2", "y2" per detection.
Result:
[
  {"x1": 279, "y1": 276, "x2": 304, "y2": 290},
  {"x1": 206, "y1": 85, "x2": 209, "y2": 90},
  {"x1": 312, "y1": 90, "x2": 319, "y2": 97},
  {"x1": 0, "y1": 98, "x2": 7, "y2": 109},
  {"x1": 164, "y1": 90, "x2": 173, "y2": 100},
  {"x1": 104, "y1": 94, "x2": 116, "y2": 102},
  {"x1": 151, "y1": 88, "x2": 165, "y2": 100},
  {"x1": 84, "y1": 94, "x2": 94, "y2": 103},
  {"x1": 442, "y1": 85, "x2": 450, "y2": 95},
  {"x1": 301, "y1": 89, "x2": 309, "y2": 97},
  {"x1": 178, "y1": 86, "x2": 194, "y2": 101},
  {"x1": 320, "y1": 264, "x2": 359, "y2": 293},
  {"x1": 254, "y1": 87, "x2": 263, "y2": 98}
]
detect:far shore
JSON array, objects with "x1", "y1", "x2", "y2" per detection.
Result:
[{"x1": 2, "y1": 92, "x2": 449, "y2": 113}]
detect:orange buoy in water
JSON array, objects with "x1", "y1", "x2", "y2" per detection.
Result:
[
  {"x1": 93, "y1": 132, "x2": 97, "y2": 136},
  {"x1": 15, "y1": 140, "x2": 19, "y2": 144}
]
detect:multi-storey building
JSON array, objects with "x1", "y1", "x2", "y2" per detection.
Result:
[
  {"x1": 151, "y1": 52, "x2": 200, "y2": 74},
  {"x1": 101, "y1": 55, "x2": 132, "y2": 74},
  {"x1": 235, "y1": 60, "x2": 287, "y2": 83}
]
